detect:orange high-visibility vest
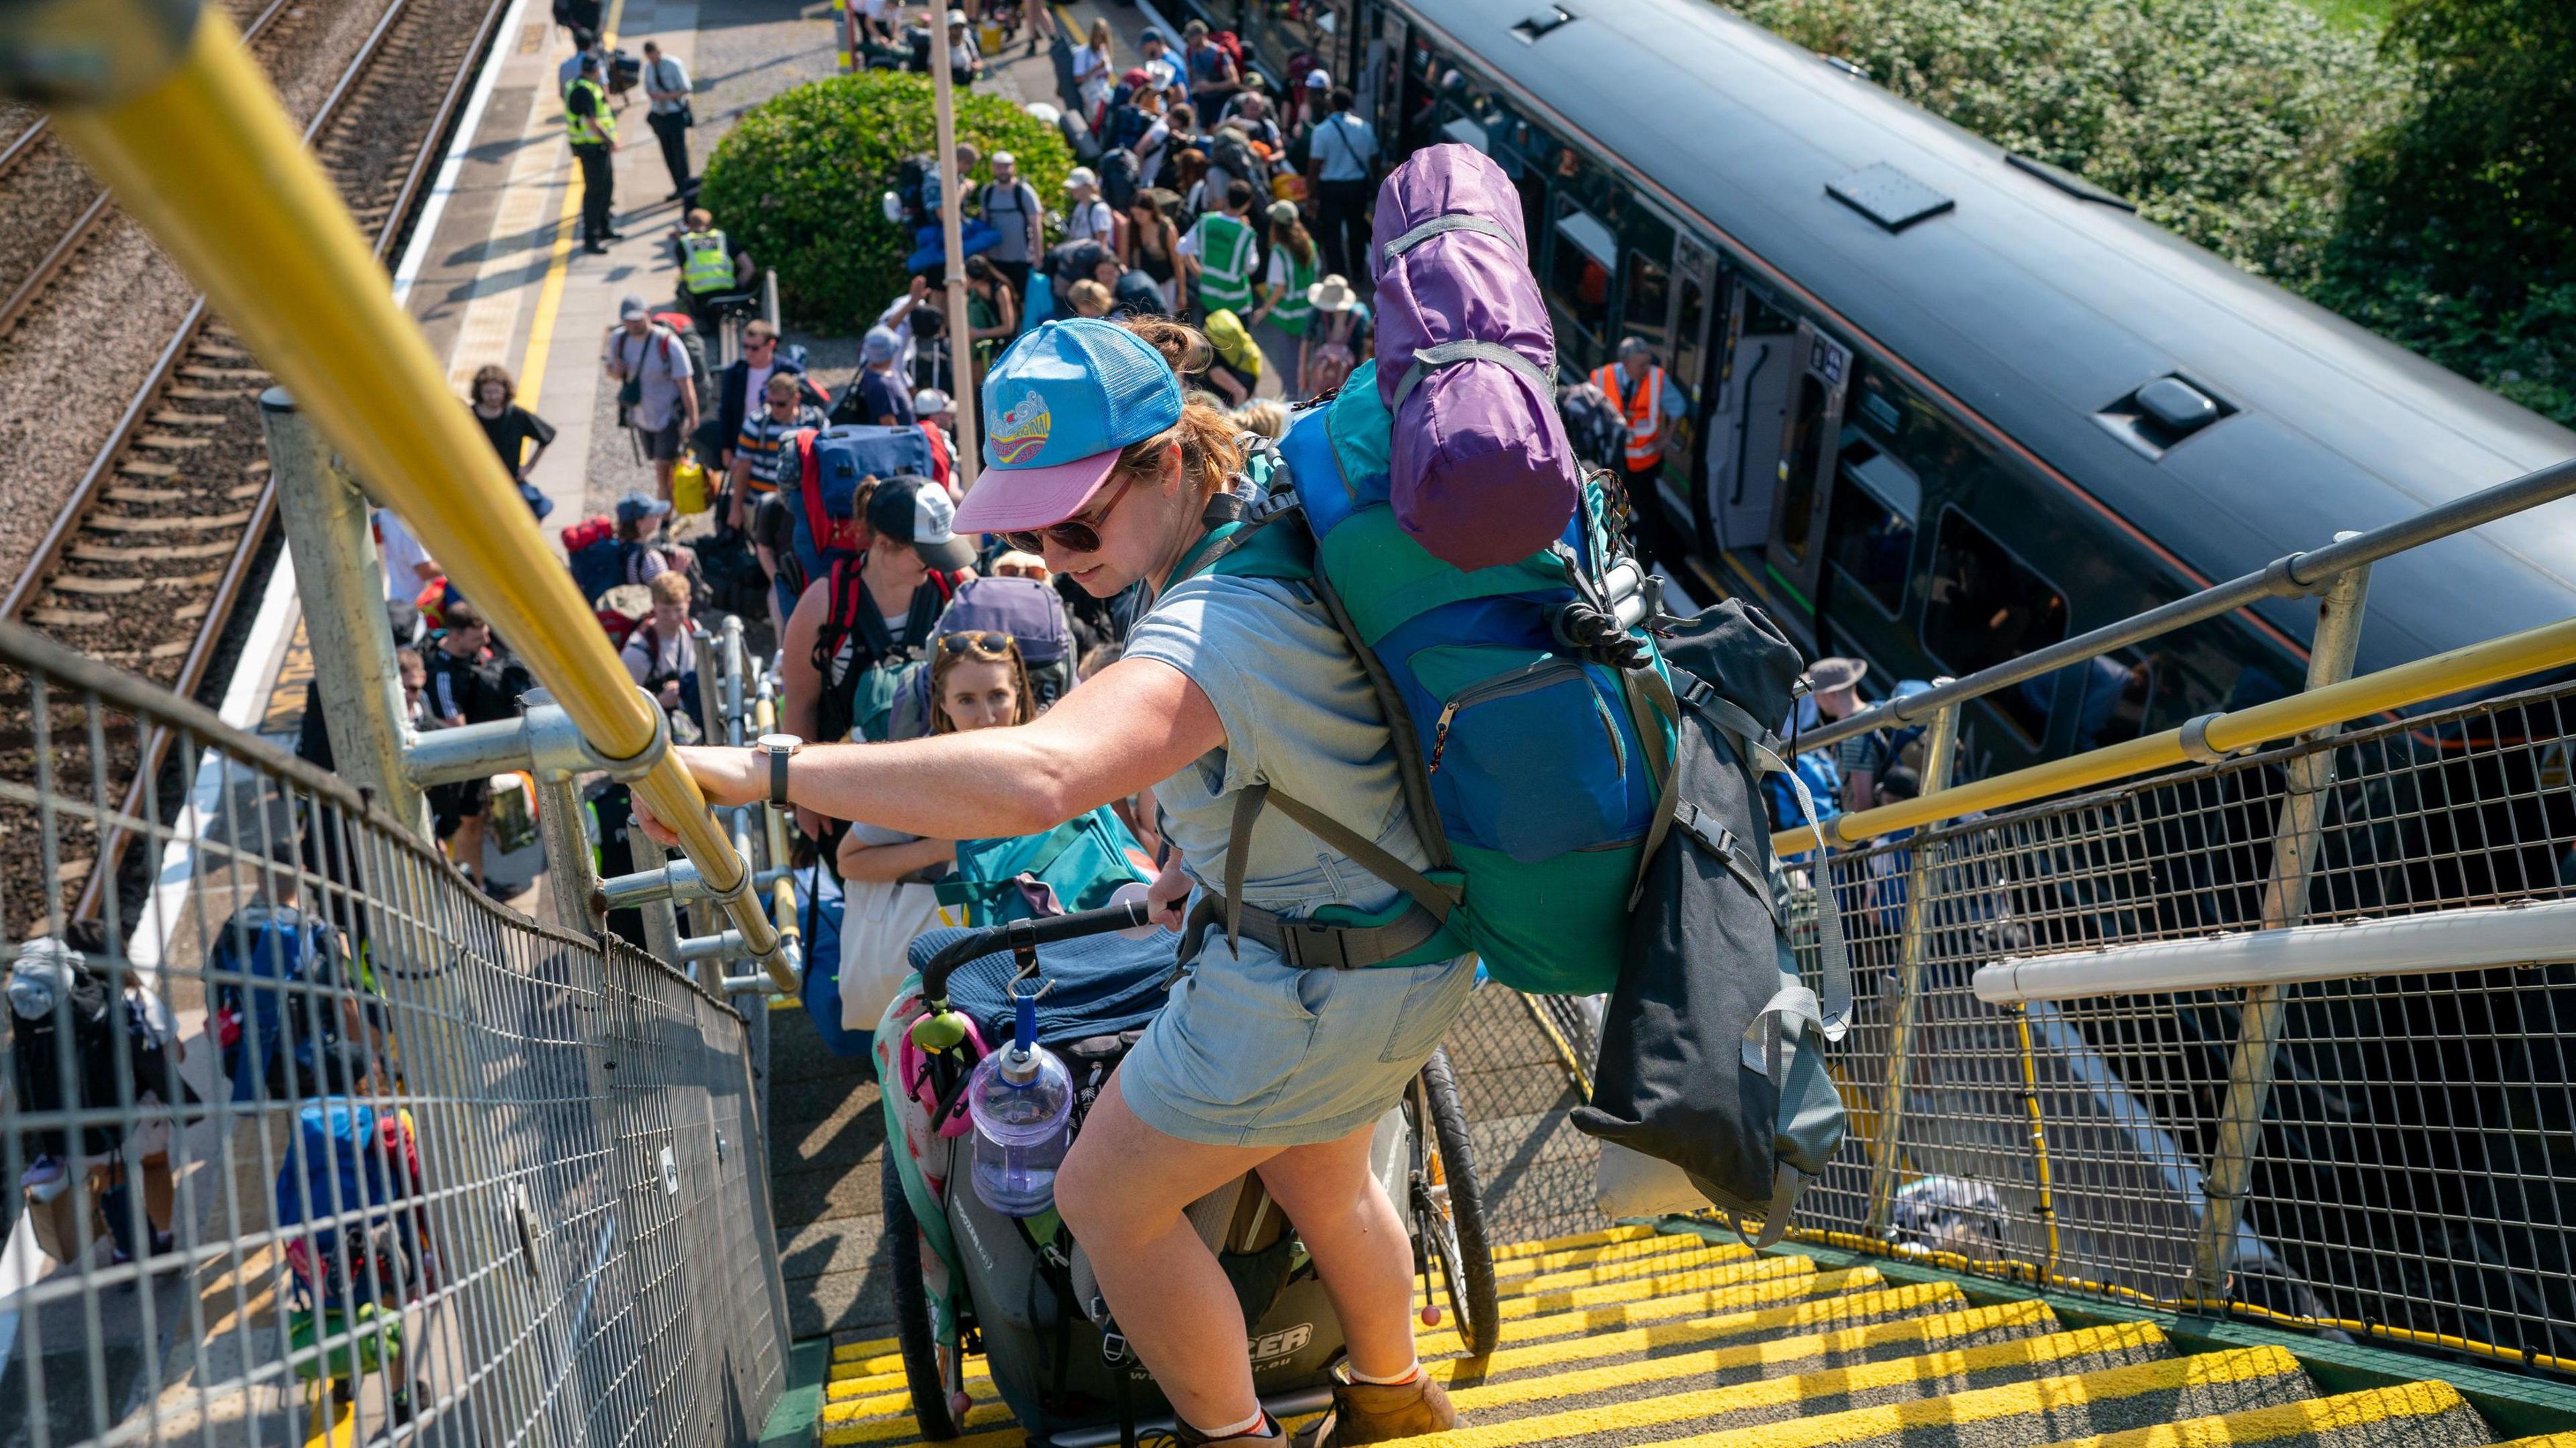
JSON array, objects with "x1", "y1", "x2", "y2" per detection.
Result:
[{"x1": 1591, "y1": 361, "x2": 1666, "y2": 470}]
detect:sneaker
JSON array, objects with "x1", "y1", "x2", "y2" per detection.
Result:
[{"x1": 584, "y1": 241, "x2": 610, "y2": 256}]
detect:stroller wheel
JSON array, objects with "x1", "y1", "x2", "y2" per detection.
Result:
[
  {"x1": 1409, "y1": 1048, "x2": 1499, "y2": 1355},
  {"x1": 882, "y1": 1151, "x2": 963, "y2": 1439}
]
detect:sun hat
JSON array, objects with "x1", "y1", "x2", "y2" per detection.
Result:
[
  {"x1": 1065, "y1": 166, "x2": 1099, "y2": 190},
  {"x1": 1808, "y1": 657, "x2": 1870, "y2": 693},
  {"x1": 1265, "y1": 199, "x2": 1299, "y2": 227},
  {"x1": 913, "y1": 387, "x2": 953, "y2": 414},
  {"x1": 618, "y1": 293, "x2": 651, "y2": 321},
  {"x1": 1305, "y1": 274, "x2": 1358, "y2": 312},
  {"x1": 862, "y1": 326, "x2": 901, "y2": 364},
  {"x1": 954, "y1": 318, "x2": 1183, "y2": 534},
  {"x1": 1303, "y1": 67, "x2": 1332, "y2": 90},
  {"x1": 615, "y1": 490, "x2": 672, "y2": 526},
  {"x1": 865, "y1": 475, "x2": 977, "y2": 570}
]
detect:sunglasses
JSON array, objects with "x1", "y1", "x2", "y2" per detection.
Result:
[
  {"x1": 1001, "y1": 471, "x2": 1137, "y2": 555},
  {"x1": 939, "y1": 630, "x2": 1018, "y2": 657}
]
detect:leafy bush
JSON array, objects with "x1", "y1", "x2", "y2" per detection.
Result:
[
  {"x1": 2312, "y1": 0, "x2": 2576, "y2": 424},
  {"x1": 697, "y1": 72, "x2": 1072, "y2": 329},
  {"x1": 1725, "y1": 0, "x2": 2401, "y2": 283}
]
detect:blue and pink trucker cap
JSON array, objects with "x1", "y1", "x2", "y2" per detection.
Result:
[{"x1": 953, "y1": 319, "x2": 1183, "y2": 535}]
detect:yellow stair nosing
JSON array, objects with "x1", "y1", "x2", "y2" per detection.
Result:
[
  {"x1": 1424, "y1": 1323, "x2": 2170, "y2": 1441},
  {"x1": 1436, "y1": 1298, "x2": 2057, "y2": 1388},
  {"x1": 1492, "y1": 1232, "x2": 1744, "y2": 1279},
  {"x1": 1407, "y1": 1344, "x2": 2306, "y2": 1448},
  {"x1": 2488, "y1": 1436, "x2": 2576, "y2": 1447},
  {"x1": 1505, "y1": 1247, "x2": 1783, "y2": 1296},
  {"x1": 1504, "y1": 1261, "x2": 1864, "y2": 1319},
  {"x1": 2033, "y1": 1380, "x2": 2471, "y2": 1448},
  {"x1": 828, "y1": 1333, "x2": 900, "y2": 1362},
  {"x1": 825, "y1": 1288, "x2": 2019, "y2": 1418},
  {"x1": 816, "y1": 1424, "x2": 1020, "y2": 1448},
  {"x1": 1489, "y1": 1223, "x2": 1666, "y2": 1258}
]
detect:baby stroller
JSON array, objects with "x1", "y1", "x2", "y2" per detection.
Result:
[{"x1": 881, "y1": 901, "x2": 1498, "y2": 1447}]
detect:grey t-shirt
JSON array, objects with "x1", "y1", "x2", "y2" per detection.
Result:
[
  {"x1": 1123, "y1": 573, "x2": 1429, "y2": 915},
  {"x1": 604, "y1": 325, "x2": 696, "y2": 431}
]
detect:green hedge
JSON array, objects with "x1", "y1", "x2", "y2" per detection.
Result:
[
  {"x1": 696, "y1": 72, "x2": 1073, "y2": 329},
  {"x1": 1727, "y1": 0, "x2": 2399, "y2": 283}
]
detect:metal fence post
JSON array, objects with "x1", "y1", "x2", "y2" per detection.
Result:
[
  {"x1": 2188, "y1": 545, "x2": 2372, "y2": 1300},
  {"x1": 262, "y1": 388, "x2": 423, "y2": 832},
  {"x1": 1862, "y1": 693, "x2": 1961, "y2": 1236}
]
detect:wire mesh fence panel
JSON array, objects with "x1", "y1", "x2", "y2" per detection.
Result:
[
  {"x1": 1779, "y1": 677, "x2": 2576, "y2": 1380},
  {"x1": 0, "y1": 622, "x2": 787, "y2": 1447}
]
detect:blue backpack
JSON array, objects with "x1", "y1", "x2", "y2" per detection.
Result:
[
  {"x1": 276, "y1": 1097, "x2": 422, "y2": 1377},
  {"x1": 786, "y1": 423, "x2": 939, "y2": 588},
  {"x1": 1766, "y1": 750, "x2": 1843, "y2": 836},
  {"x1": 213, "y1": 903, "x2": 352, "y2": 1102}
]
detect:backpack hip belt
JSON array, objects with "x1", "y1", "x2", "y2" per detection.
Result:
[{"x1": 1177, "y1": 891, "x2": 1446, "y2": 972}]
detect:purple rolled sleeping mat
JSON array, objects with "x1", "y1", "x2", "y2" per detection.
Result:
[{"x1": 1370, "y1": 144, "x2": 1580, "y2": 570}]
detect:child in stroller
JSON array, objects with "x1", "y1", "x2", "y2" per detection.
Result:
[{"x1": 878, "y1": 901, "x2": 1497, "y2": 1447}]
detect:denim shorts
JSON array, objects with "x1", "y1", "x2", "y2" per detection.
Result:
[{"x1": 1117, "y1": 926, "x2": 1478, "y2": 1149}]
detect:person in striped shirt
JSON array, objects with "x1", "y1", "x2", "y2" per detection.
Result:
[{"x1": 726, "y1": 372, "x2": 825, "y2": 529}]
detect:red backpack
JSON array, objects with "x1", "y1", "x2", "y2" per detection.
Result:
[
  {"x1": 1212, "y1": 30, "x2": 1245, "y2": 74},
  {"x1": 795, "y1": 429, "x2": 868, "y2": 559},
  {"x1": 916, "y1": 423, "x2": 954, "y2": 492}
]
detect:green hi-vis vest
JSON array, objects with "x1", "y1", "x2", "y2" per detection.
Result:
[
  {"x1": 1269, "y1": 246, "x2": 1317, "y2": 335},
  {"x1": 1193, "y1": 212, "x2": 1257, "y2": 314},
  {"x1": 682, "y1": 229, "x2": 732, "y2": 294},
  {"x1": 565, "y1": 78, "x2": 615, "y2": 147}
]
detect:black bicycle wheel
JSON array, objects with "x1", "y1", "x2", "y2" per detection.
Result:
[
  {"x1": 881, "y1": 1150, "x2": 961, "y2": 1440},
  {"x1": 1414, "y1": 1048, "x2": 1499, "y2": 1355}
]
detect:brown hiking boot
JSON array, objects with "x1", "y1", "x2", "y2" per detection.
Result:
[{"x1": 1289, "y1": 1374, "x2": 1456, "y2": 1447}]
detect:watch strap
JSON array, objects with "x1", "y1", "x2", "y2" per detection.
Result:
[{"x1": 768, "y1": 744, "x2": 791, "y2": 808}]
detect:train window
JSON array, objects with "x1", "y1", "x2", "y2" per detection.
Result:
[
  {"x1": 1549, "y1": 203, "x2": 1617, "y2": 352},
  {"x1": 1619, "y1": 209, "x2": 1674, "y2": 351},
  {"x1": 1921, "y1": 506, "x2": 2070, "y2": 740},
  {"x1": 1827, "y1": 440, "x2": 1919, "y2": 617},
  {"x1": 1774, "y1": 374, "x2": 1829, "y2": 561},
  {"x1": 1667, "y1": 268, "x2": 1709, "y2": 476}
]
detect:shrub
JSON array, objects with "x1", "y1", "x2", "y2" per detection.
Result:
[
  {"x1": 697, "y1": 72, "x2": 1072, "y2": 329},
  {"x1": 1724, "y1": 0, "x2": 2401, "y2": 283}
]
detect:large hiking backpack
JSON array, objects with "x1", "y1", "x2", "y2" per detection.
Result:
[
  {"x1": 213, "y1": 903, "x2": 355, "y2": 1102},
  {"x1": 786, "y1": 425, "x2": 939, "y2": 588},
  {"x1": 811, "y1": 557, "x2": 958, "y2": 744},
  {"x1": 650, "y1": 311, "x2": 714, "y2": 415},
  {"x1": 936, "y1": 806, "x2": 1151, "y2": 927},
  {"x1": 1097, "y1": 146, "x2": 1140, "y2": 212},
  {"x1": 7, "y1": 940, "x2": 124, "y2": 1159},
  {"x1": 276, "y1": 1098, "x2": 425, "y2": 1378},
  {"x1": 1576, "y1": 603, "x2": 1851, "y2": 1246},
  {"x1": 564, "y1": 516, "x2": 625, "y2": 602}
]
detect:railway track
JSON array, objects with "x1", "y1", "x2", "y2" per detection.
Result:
[{"x1": 0, "y1": 0, "x2": 516, "y2": 934}]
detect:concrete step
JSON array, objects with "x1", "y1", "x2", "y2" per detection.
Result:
[{"x1": 2038, "y1": 1380, "x2": 2493, "y2": 1447}]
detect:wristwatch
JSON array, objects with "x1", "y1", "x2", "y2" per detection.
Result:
[{"x1": 755, "y1": 733, "x2": 804, "y2": 809}]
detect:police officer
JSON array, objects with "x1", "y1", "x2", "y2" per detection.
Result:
[
  {"x1": 675, "y1": 207, "x2": 751, "y2": 329},
  {"x1": 565, "y1": 52, "x2": 621, "y2": 255}
]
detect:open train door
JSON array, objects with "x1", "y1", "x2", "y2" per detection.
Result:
[
  {"x1": 1762, "y1": 320, "x2": 1852, "y2": 645},
  {"x1": 1705, "y1": 276, "x2": 1796, "y2": 558}
]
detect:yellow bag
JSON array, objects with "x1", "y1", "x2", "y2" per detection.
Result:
[
  {"x1": 672, "y1": 457, "x2": 711, "y2": 514},
  {"x1": 979, "y1": 21, "x2": 1006, "y2": 52}
]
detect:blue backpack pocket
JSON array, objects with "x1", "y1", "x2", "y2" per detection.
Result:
[{"x1": 1409, "y1": 643, "x2": 1640, "y2": 863}]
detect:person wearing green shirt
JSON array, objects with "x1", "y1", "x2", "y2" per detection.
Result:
[
  {"x1": 1250, "y1": 200, "x2": 1318, "y2": 339},
  {"x1": 1180, "y1": 179, "x2": 1260, "y2": 321}
]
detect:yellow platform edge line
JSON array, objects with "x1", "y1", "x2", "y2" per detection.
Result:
[{"x1": 2036, "y1": 1380, "x2": 2471, "y2": 1448}]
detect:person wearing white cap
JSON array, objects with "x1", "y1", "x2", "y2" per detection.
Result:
[
  {"x1": 944, "y1": 8, "x2": 981, "y2": 84},
  {"x1": 978, "y1": 150, "x2": 1043, "y2": 300},
  {"x1": 1062, "y1": 166, "x2": 1118, "y2": 249}
]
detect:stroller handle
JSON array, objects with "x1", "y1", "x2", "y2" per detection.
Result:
[{"x1": 919, "y1": 899, "x2": 1156, "y2": 1004}]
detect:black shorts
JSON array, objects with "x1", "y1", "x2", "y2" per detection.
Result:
[
  {"x1": 637, "y1": 416, "x2": 686, "y2": 461},
  {"x1": 430, "y1": 777, "x2": 490, "y2": 838}
]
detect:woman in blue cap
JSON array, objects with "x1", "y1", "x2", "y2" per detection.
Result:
[{"x1": 638, "y1": 316, "x2": 1468, "y2": 1446}]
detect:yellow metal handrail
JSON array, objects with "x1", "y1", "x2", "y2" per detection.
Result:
[
  {"x1": 1771, "y1": 611, "x2": 2576, "y2": 858},
  {"x1": 40, "y1": 8, "x2": 794, "y2": 988}
]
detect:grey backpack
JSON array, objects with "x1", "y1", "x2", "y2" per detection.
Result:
[{"x1": 1573, "y1": 601, "x2": 1851, "y2": 1246}]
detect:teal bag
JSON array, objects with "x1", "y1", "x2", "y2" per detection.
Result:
[{"x1": 936, "y1": 805, "x2": 1151, "y2": 927}]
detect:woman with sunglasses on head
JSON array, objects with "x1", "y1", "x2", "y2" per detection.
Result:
[{"x1": 640, "y1": 315, "x2": 1469, "y2": 1447}]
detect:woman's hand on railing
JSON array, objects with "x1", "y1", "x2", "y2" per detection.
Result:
[{"x1": 631, "y1": 744, "x2": 761, "y2": 846}]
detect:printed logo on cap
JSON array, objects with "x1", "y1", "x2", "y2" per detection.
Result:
[
  {"x1": 915, "y1": 484, "x2": 959, "y2": 545},
  {"x1": 991, "y1": 390, "x2": 1053, "y2": 465}
]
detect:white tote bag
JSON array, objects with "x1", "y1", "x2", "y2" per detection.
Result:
[{"x1": 839, "y1": 876, "x2": 947, "y2": 1036}]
